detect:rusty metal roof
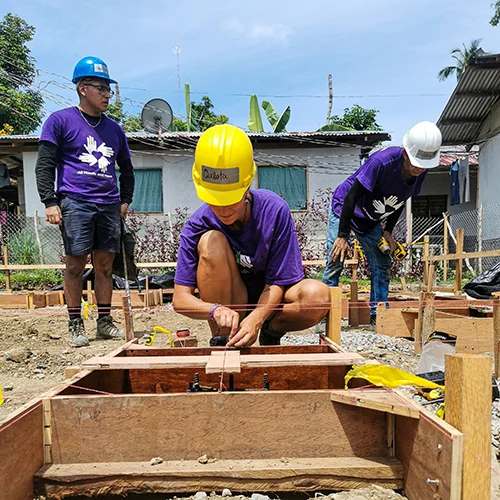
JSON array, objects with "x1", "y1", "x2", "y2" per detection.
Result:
[{"x1": 437, "y1": 53, "x2": 500, "y2": 146}]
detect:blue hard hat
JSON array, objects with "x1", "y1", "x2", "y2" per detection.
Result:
[{"x1": 72, "y1": 56, "x2": 117, "y2": 84}]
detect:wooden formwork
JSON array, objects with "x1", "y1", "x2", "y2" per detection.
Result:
[
  {"x1": 0, "y1": 336, "x2": 468, "y2": 500},
  {"x1": 0, "y1": 290, "x2": 63, "y2": 309}
]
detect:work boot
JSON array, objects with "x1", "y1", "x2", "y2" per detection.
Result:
[
  {"x1": 96, "y1": 315, "x2": 124, "y2": 340},
  {"x1": 68, "y1": 318, "x2": 90, "y2": 348},
  {"x1": 315, "y1": 317, "x2": 327, "y2": 334},
  {"x1": 259, "y1": 320, "x2": 285, "y2": 346},
  {"x1": 367, "y1": 314, "x2": 376, "y2": 332}
]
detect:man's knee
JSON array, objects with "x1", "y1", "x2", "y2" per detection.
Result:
[
  {"x1": 65, "y1": 259, "x2": 86, "y2": 279},
  {"x1": 198, "y1": 230, "x2": 230, "y2": 261}
]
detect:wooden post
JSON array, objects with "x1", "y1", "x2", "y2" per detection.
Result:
[
  {"x1": 27, "y1": 291, "x2": 34, "y2": 310},
  {"x1": 478, "y1": 203, "x2": 483, "y2": 275},
  {"x1": 423, "y1": 235, "x2": 430, "y2": 289},
  {"x1": 493, "y1": 292, "x2": 500, "y2": 379},
  {"x1": 121, "y1": 295, "x2": 134, "y2": 342},
  {"x1": 426, "y1": 264, "x2": 435, "y2": 293},
  {"x1": 443, "y1": 213, "x2": 449, "y2": 282},
  {"x1": 326, "y1": 286, "x2": 342, "y2": 345},
  {"x1": 86, "y1": 281, "x2": 92, "y2": 305},
  {"x1": 445, "y1": 353, "x2": 491, "y2": 500},
  {"x1": 145, "y1": 275, "x2": 150, "y2": 308},
  {"x1": 454, "y1": 228, "x2": 464, "y2": 294},
  {"x1": 3, "y1": 245, "x2": 10, "y2": 292},
  {"x1": 415, "y1": 291, "x2": 435, "y2": 354},
  {"x1": 400, "y1": 276, "x2": 408, "y2": 292},
  {"x1": 349, "y1": 248, "x2": 359, "y2": 327}
]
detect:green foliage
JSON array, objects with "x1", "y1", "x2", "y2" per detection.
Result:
[
  {"x1": 261, "y1": 100, "x2": 291, "y2": 132},
  {"x1": 490, "y1": 1, "x2": 500, "y2": 26},
  {"x1": 0, "y1": 269, "x2": 63, "y2": 290},
  {"x1": 0, "y1": 13, "x2": 44, "y2": 134},
  {"x1": 7, "y1": 228, "x2": 40, "y2": 265},
  {"x1": 106, "y1": 100, "x2": 143, "y2": 132},
  {"x1": 248, "y1": 94, "x2": 264, "y2": 132},
  {"x1": 328, "y1": 104, "x2": 382, "y2": 131},
  {"x1": 437, "y1": 39, "x2": 483, "y2": 82},
  {"x1": 172, "y1": 94, "x2": 229, "y2": 132}
]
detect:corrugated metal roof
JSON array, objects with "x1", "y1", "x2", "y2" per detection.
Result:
[
  {"x1": 0, "y1": 129, "x2": 390, "y2": 149},
  {"x1": 437, "y1": 53, "x2": 500, "y2": 145}
]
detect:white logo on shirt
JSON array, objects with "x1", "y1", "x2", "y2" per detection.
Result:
[
  {"x1": 78, "y1": 136, "x2": 114, "y2": 173},
  {"x1": 367, "y1": 196, "x2": 405, "y2": 221}
]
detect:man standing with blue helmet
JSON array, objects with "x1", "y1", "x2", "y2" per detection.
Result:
[
  {"x1": 322, "y1": 121, "x2": 442, "y2": 328},
  {"x1": 36, "y1": 57, "x2": 135, "y2": 347}
]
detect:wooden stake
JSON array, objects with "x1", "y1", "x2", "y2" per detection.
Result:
[
  {"x1": 86, "y1": 281, "x2": 92, "y2": 305},
  {"x1": 443, "y1": 213, "x2": 449, "y2": 282},
  {"x1": 423, "y1": 235, "x2": 430, "y2": 288},
  {"x1": 3, "y1": 245, "x2": 10, "y2": 292},
  {"x1": 415, "y1": 292, "x2": 435, "y2": 354},
  {"x1": 121, "y1": 295, "x2": 134, "y2": 342},
  {"x1": 445, "y1": 353, "x2": 491, "y2": 500},
  {"x1": 43, "y1": 399, "x2": 52, "y2": 466},
  {"x1": 454, "y1": 228, "x2": 464, "y2": 294},
  {"x1": 400, "y1": 276, "x2": 407, "y2": 292},
  {"x1": 326, "y1": 286, "x2": 342, "y2": 345},
  {"x1": 145, "y1": 275, "x2": 149, "y2": 308},
  {"x1": 493, "y1": 292, "x2": 500, "y2": 379},
  {"x1": 426, "y1": 264, "x2": 435, "y2": 293}
]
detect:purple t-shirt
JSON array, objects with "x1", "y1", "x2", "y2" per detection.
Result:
[
  {"x1": 331, "y1": 147, "x2": 427, "y2": 234},
  {"x1": 40, "y1": 107, "x2": 131, "y2": 204},
  {"x1": 175, "y1": 189, "x2": 304, "y2": 298}
]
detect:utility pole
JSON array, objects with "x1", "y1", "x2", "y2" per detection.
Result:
[
  {"x1": 326, "y1": 74, "x2": 333, "y2": 125},
  {"x1": 172, "y1": 45, "x2": 182, "y2": 115}
]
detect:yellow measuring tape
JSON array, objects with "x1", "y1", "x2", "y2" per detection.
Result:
[{"x1": 144, "y1": 326, "x2": 174, "y2": 347}]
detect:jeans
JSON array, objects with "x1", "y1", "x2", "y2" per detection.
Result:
[{"x1": 322, "y1": 204, "x2": 392, "y2": 316}]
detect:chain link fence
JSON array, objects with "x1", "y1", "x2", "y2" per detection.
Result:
[{"x1": 0, "y1": 201, "x2": 499, "y2": 282}]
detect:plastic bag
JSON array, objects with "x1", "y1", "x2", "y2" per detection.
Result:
[
  {"x1": 417, "y1": 331, "x2": 456, "y2": 373},
  {"x1": 344, "y1": 364, "x2": 444, "y2": 390}
]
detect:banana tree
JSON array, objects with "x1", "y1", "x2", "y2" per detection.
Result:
[{"x1": 248, "y1": 95, "x2": 291, "y2": 133}]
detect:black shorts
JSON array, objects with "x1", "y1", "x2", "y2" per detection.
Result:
[{"x1": 60, "y1": 196, "x2": 121, "y2": 256}]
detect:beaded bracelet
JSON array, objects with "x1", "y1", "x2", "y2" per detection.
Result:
[{"x1": 209, "y1": 303, "x2": 222, "y2": 322}]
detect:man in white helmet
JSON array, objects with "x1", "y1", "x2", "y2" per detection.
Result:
[{"x1": 322, "y1": 121, "x2": 442, "y2": 327}]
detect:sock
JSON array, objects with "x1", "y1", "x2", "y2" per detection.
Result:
[
  {"x1": 68, "y1": 307, "x2": 81, "y2": 322},
  {"x1": 97, "y1": 304, "x2": 111, "y2": 319}
]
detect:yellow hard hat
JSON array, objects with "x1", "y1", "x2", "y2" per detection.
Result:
[{"x1": 192, "y1": 124, "x2": 256, "y2": 206}]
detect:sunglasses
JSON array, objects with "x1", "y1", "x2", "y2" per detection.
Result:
[{"x1": 84, "y1": 83, "x2": 115, "y2": 97}]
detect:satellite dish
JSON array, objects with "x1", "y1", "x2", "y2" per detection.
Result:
[{"x1": 141, "y1": 98, "x2": 173, "y2": 134}]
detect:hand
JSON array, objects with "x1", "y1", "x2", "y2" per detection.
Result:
[
  {"x1": 226, "y1": 317, "x2": 259, "y2": 348},
  {"x1": 120, "y1": 203, "x2": 129, "y2": 219},
  {"x1": 330, "y1": 237, "x2": 350, "y2": 262},
  {"x1": 45, "y1": 205, "x2": 62, "y2": 226},
  {"x1": 383, "y1": 231, "x2": 397, "y2": 253},
  {"x1": 212, "y1": 305, "x2": 240, "y2": 338}
]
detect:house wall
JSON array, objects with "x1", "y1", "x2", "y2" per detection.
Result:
[{"x1": 22, "y1": 146, "x2": 362, "y2": 216}]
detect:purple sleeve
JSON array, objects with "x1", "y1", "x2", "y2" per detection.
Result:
[
  {"x1": 265, "y1": 205, "x2": 304, "y2": 286},
  {"x1": 39, "y1": 113, "x2": 62, "y2": 147},
  {"x1": 116, "y1": 127, "x2": 132, "y2": 163},
  {"x1": 355, "y1": 155, "x2": 384, "y2": 192},
  {"x1": 174, "y1": 224, "x2": 199, "y2": 287}
]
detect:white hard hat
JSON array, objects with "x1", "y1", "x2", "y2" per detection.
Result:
[{"x1": 403, "y1": 121, "x2": 442, "y2": 169}]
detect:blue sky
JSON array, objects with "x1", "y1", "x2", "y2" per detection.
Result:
[{"x1": 3, "y1": 0, "x2": 500, "y2": 144}]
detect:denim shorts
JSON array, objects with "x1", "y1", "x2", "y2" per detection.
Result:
[{"x1": 60, "y1": 196, "x2": 121, "y2": 256}]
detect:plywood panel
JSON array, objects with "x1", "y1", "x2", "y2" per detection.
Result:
[
  {"x1": 0, "y1": 402, "x2": 44, "y2": 500},
  {"x1": 49, "y1": 392, "x2": 388, "y2": 463},
  {"x1": 434, "y1": 317, "x2": 493, "y2": 353}
]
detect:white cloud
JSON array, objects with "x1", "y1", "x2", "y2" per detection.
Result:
[{"x1": 223, "y1": 19, "x2": 293, "y2": 43}]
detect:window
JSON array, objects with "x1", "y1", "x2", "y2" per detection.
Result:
[
  {"x1": 257, "y1": 165, "x2": 307, "y2": 210},
  {"x1": 130, "y1": 169, "x2": 163, "y2": 213},
  {"x1": 412, "y1": 195, "x2": 447, "y2": 218}
]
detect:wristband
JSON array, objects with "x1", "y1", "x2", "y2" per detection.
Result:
[{"x1": 209, "y1": 303, "x2": 222, "y2": 322}]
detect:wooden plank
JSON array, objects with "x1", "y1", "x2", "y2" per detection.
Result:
[
  {"x1": 82, "y1": 352, "x2": 365, "y2": 370},
  {"x1": 376, "y1": 307, "x2": 416, "y2": 338},
  {"x1": 121, "y1": 295, "x2": 134, "y2": 342},
  {"x1": 326, "y1": 287, "x2": 342, "y2": 344},
  {"x1": 48, "y1": 391, "x2": 388, "y2": 463},
  {"x1": 35, "y1": 457, "x2": 404, "y2": 496},
  {"x1": 394, "y1": 391, "x2": 463, "y2": 500},
  {"x1": 423, "y1": 235, "x2": 430, "y2": 288},
  {"x1": 423, "y1": 248, "x2": 500, "y2": 262},
  {"x1": 205, "y1": 351, "x2": 241, "y2": 374},
  {"x1": 330, "y1": 389, "x2": 419, "y2": 418},
  {"x1": 445, "y1": 354, "x2": 491, "y2": 500}
]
